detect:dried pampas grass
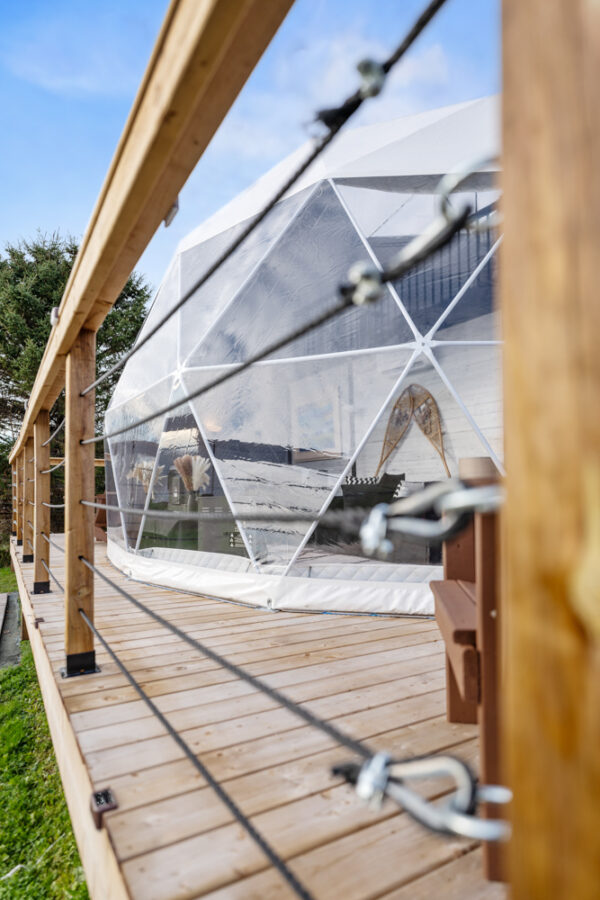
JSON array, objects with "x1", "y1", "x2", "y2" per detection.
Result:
[{"x1": 174, "y1": 454, "x2": 211, "y2": 492}]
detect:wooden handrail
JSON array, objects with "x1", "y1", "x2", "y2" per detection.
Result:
[
  {"x1": 9, "y1": 0, "x2": 293, "y2": 678},
  {"x1": 8, "y1": 0, "x2": 293, "y2": 464}
]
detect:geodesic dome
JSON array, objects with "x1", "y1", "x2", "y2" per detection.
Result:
[{"x1": 105, "y1": 96, "x2": 502, "y2": 615}]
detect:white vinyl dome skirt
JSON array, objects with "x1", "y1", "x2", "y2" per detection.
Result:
[{"x1": 105, "y1": 97, "x2": 503, "y2": 616}]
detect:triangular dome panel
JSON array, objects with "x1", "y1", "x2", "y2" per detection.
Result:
[
  {"x1": 182, "y1": 347, "x2": 413, "y2": 571},
  {"x1": 184, "y1": 181, "x2": 414, "y2": 369}
]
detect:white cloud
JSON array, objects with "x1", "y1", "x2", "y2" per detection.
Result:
[{"x1": 209, "y1": 32, "x2": 450, "y2": 170}]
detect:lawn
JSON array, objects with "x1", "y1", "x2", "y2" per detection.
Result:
[
  {"x1": 0, "y1": 568, "x2": 17, "y2": 594},
  {"x1": 0, "y1": 569, "x2": 89, "y2": 898}
]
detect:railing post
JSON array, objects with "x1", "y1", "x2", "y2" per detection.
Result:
[
  {"x1": 33, "y1": 411, "x2": 51, "y2": 593},
  {"x1": 23, "y1": 438, "x2": 34, "y2": 562},
  {"x1": 15, "y1": 454, "x2": 23, "y2": 545},
  {"x1": 11, "y1": 464, "x2": 16, "y2": 535},
  {"x1": 13, "y1": 462, "x2": 19, "y2": 542},
  {"x1": 64, "y1": 329, "x2": 96, "y2": 676}
]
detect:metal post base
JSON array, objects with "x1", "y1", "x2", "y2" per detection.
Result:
[
  {"x1": 22, "y1": 554, "x2": 34, "y2": 563},
  {"x1": 33, "y1": 581, "x2": 51, "y2": 594},
  {"x1": 60, "y1": 651, "x2": 100, "y2": 678}
]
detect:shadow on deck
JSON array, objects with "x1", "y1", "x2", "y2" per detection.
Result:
[{"x1": 10, "y1": 536, "x2": 507, "y2": 900}]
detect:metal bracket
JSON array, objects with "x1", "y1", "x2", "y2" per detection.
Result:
[
  {"x1": 60, "y1": 651, "x2": 100, "y2": 678},
  {"x1": 33, "y1": 580, "x2": 51, "y2": 594},
  {"x1": 90, "y1": 788, "x2": 118, "y2": 829},
  {"x1": 34, "y1": 617, "x2": 45, "y2": 629},
  {"x1": 22, "y1": 554, "x2": 34, "y2": 563}
]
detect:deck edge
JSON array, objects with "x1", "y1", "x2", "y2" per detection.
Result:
[{"x1": 10, "y1": 539, "x2": 131, "y2": 900}]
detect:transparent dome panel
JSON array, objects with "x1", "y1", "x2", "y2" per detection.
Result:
[
  {"x1": 138, "y1": 386, "x2": 250, "y2": 564},
  {"x1": 105, "y1": 376, "x2": 173, "y2": 550},
  {"x1": 431, "y1": 232, "x2": 500, "y2": 342},
  {"x1": 335, "y1": 184, "x2": 440, "y2": 241},
  {"x1": 182, "y1": 347, "x2": 413, "y2": 572},
  {"x1": 179, "y1": 188, "x2": 313, "y2": 365},
  {"x1": 110, "y1": 258, "x2": 180, "y2": 407},
  {"x1": 292, "y1": 349, "x2": 502, "y2": 575},
  {"x1": 185, "y1": 180, "x2": 413, "y2": 369},
  {"x1": 104, "y1": 443, "x2": 125, "y2": 548},
  {"x1": 369, "y1": 193, "x2": 496, "y2": 339},
  {"x1": 432, "y1": 344, "x2": 503, "y2": 467}
]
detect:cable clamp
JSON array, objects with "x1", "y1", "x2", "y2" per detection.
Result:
[
  {"x1": 359, "y1": 503, "x2": 392, "y2": 558},
  {"x1": 360, "y1": 483, "x2": 504, "y2": 553},
  {"x1": 438, "y1": 155, "x2": 502, "y2": 233},
  {"x1": 341, "y1": 262, "x2": 384, "y2": 306},
  {"x1": 355, "y1": 752, "x2": 392, "y2": 808},
  {"x1": 357, "y1": 59, "x2": 386, "y2": 98}
]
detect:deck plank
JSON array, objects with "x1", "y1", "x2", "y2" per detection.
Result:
[{"x1": 12, "y1": 536, "x2": 503, "y2": 900}]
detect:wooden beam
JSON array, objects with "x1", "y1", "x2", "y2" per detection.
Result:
[
  {"x1": 8, "y1": 0, "x2": 293, "y2": 464},
  {"x1": 64, "y1": 330, "x2": 96, "y2": 675},
  {"x1": 501, "y1": 1, "x2": 600, "y2": 896},
  {"x1": 33, "y1": 412, "x2": 51, "y2": 594}
]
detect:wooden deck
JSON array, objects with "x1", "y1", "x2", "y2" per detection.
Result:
[{"x1": 11, "y1": 536, "x2": 507, "y2": 900}]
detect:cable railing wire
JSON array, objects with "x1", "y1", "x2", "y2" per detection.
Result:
[
  {"x1": 79, "y1": 535, "x2": 510, "y2": 843},
  {"x1": 42, "y1": 459, "x2": 65, "y2": 474},
  {"x1": 80, "y1": 556, "x2": 372, "y2": 760},
  {"x1": 81, "y1": 499, "x2": 365, "y2": 530},
  {"x1": 78, "y1": 609, "x2": 316, "y2": 900},
  {"x1": 40, "y1": 559, "x2": 63, "y2": 593},
  {"x1": 42, "y1": 418, "x2": 65, "y2": 447},
  {"x1": 41, "y1": 532, "x2": 65, "y2": 554},
  {"x1": 82, "y1": 202, "x2": 469, "y2": 446},
  {"x1": 43, "y1": 502, "x2": 66, "y2": 509},
  {"x1": 79, "y1": 0, "x2": 452, "y2": 400},
  {"x1": 81, "y1": 482, "x2": 502, "y2": 552}
]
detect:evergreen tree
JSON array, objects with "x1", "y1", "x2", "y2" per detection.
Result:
[{"x1": 0, "y1": 233, "x2": 151, "y2": 563}]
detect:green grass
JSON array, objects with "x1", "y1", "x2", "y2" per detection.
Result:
[
  {"x1": 0, "y1": 568, "x2": 17, "y2": 594},
  {"x1": 0, "y1": 644, "x2": 89, "y2": 899}
]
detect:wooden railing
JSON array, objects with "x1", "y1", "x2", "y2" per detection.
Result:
[{"x1": 9, "y1": 0, "x2": 293, "y2": 675}]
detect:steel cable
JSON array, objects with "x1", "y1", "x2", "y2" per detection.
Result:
[
  {"x1": 82, "y1": 204, "x2": 467, "y2": 446},
  {"x1": 41, "y1": 532, "x2": 66, "y2": 554},
  {"x1": 80, "y1": 556, "x2": 372, "y2": 760},
  {"x1": 80, "y1": 0, "x2": 452, "y2": 400},
  {"x1": 78, "y1": 610, "x2": 316, "y2": 900},
  {"x1": 42, "y1": 459, "x2": 65, "y2": 474},
  {"x1": 40, "y1": 559, "x2": 63, "y2": 592},
  {"x1": 42, "y1": 419, "x2": 65, "y2": 447}
]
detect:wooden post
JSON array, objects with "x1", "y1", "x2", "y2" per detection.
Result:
[
  {"x1": 64, "y1": 329, "x2": 96, "y2": 676},
  {"x1": 475, "y1": 510, "x2": 503, "y2": 881},
  {"x1": 502, "y1": 1, "x2": 600, "y2": 896},
  {"x1": 23, "y1": 439, "x2": 34, "y2": 562},
  {"x1": 11, "y1": 464, "x2": 16, "y2": 535},
  {"x1": 16, "y1": 454, "x2": 23, "y2": 545},
  {"x1": 14, "y1": 459, "x2": 22, "y2": 545},
  {"x1": 33, "y1": 411, "x2": 51, "y2": 593}
]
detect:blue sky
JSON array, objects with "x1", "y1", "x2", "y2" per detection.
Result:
[{"x1": 0, "y1": 0, "x2": 499, "y2": 292}]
